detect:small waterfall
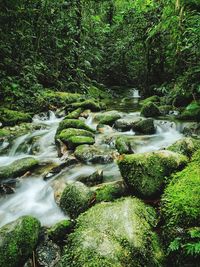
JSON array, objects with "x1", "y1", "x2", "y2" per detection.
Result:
[{"x1": 9, "y1": 133, "x2": 30, "y2": 156}]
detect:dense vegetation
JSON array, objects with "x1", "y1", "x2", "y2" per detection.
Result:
[{"x1": 1, "y1": 0, "x2": 200, "y2": 110}]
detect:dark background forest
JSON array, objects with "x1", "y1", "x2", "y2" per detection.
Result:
[{"x1": 0, "y1": 0, "x2": 200, "y2": 110}]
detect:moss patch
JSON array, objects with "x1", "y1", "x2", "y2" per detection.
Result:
[
  {"x1": 141, "y1": 102, "x2": 161, "y2": 118},
  {"x1": 0, "y1": 108, "x2": 32, "y2": 126},
  {"x1": 57, "y1": 119, "x2": 95, "y2": 136}
]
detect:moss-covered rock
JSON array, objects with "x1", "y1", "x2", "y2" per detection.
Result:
[
  {"x1": 95, "y1": 181, "x2": 127, "y2": 202},
  {"x1": 118, "y1": 150, "x2": 188, "y2": 199},
  {"x1": 57, "y1": 119, "x2": 95, "y2": 136},
  {"x1": 115, "y1": 136, "x2": 135, "y2": 154},
  {"x1": 159, "y1": 105, "x2": 173, "y2": 116},
  {"x1": 167, "y1": 137, "x2": 200, "y2": 158},
  {"x1": 78, "y1": 170, "x2": 103, "y2": 186},
  {"x1": 114, "y1": 118, "x2": 140, "y2": 131},
  {"x1": 95, "y1": 111, "x2": 122, "y2": 126},
  {"x1": 0, "y1": 157, "x2": 39, "y2": 180},
  {"x1": 48, "y1": 220, "x2": 74, "y2": 244},
  {"x1": 60, "y1": 197, "x2": 164, "y2": 267},
  {"x1": 69, "y1": 99, "x2": 101, "y2": 112},
  {"x1": 62, "y1": 135, "x2": 95, "y2": 150},
  {"x1": 59, "y1": 182, "x2": 95, "y2": 218},
  {"x1": 182, "y1": 122, "x2": 200, "y2": 137},
  {"x1": 74, "y1": 144, "x2": 114, "y2": 164},
  {"x1": 0, "y1": 216, "x2": 41, "y2": 267},
  {"x1": 64, "y1": 108, "x2": 83, "y2": 119},
  {"x1": 140, "y1": 95, "x2": 160, "y2": 106},
  {"x1": 161, "y1": 150, "x2": 200, "y2": 266},
  {"x1": 178, "y1": 101, "x2": 200, "y2": 121},
  {"x1": 141, "y1": 102, "x2": 161, "y2": 118},
  {"x1": 0, "y1": 108, "x2": 32, "y2": 126},
  {"x1": 133, "y1": 118, "x2": 156, "y2": 134}
]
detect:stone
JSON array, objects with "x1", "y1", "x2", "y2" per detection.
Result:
[
  {"x1": 141, "y1": 102, "x2": 161, "y2": 118},
  {"x1": 78, "y1": 170, "x2": 104, "y2": 186}
]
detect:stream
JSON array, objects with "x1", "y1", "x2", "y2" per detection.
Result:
[{"x1": 0, "y1": 91, "x2": 185, "y2": 228}]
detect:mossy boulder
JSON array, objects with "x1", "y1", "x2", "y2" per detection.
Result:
[
  {"x1": 60, "y1": 197, "x2": 164, "y2": 267},
  {"x1": 114, "y1": 118, "x2": 140, "y2": 131},
  {"x1": 132, "y1": 118, "x2": 156, "y2": 134},
  {"x1": 167, "y1": 137, "x2": 200, "y2": 158},
  {"x1": 59, "y1": 182, "x2": 95, "y2": 218},
  {"x1": 57, "y1": 119, "x2": 95, "y2": 136},
  {"x1": 140, "y1": 95, "x2": 160, "y2": 106},
  {"x1": 0, "y1": 157, "x2": 39, "y2": 180},
  {"x1": 0, "y1": 108, "x2": 32, "y2": 126},
  {"x1": 95, "y1": 111, "x2": 122, "y2": 126},
  {"x1": 178, "y1": 101, "x2": 200, "y2": 121},
  {"x1": 94, "y1": 181, "x2": 127, "y2": 202},
  {"x1": 48, "y1": 220, "x2": 74, "y2": 244},
  {"x1": 64, "y1": 108, "x2": 83, "y2": 119},
  {"x1": 74, "y1": 144, "x2": 114, "y2": 164},
  {"x1": 78, "y1": 170, "x2": 104, "y2": 186},
  {"x1": 182, "y1": 122, "x2": 200, "y2": 137},
  {"x1": 62, "y1": 135, "x2": 95, "y2": 150},
  {"x1": 161, "y1": 150, "x2": 200, "y2": 266},
  {"x1": 0, "y1": 216, "x2": 41, "y2": 267},
  {"x1": 69, "y1": 99, "x2": 101, "y2": 112},
  {"x1": 115, "y1": 136, "x2": 135, "y2": 154},
  {"x1": 141, "y1": 102, "x2": 161, "y2": 118},
  {"x1": 159, "y1": 105, "x2": 173, "y2": 116},
  {"x1": 118, "y1": 150, "x2": 188, "y2": 199}
]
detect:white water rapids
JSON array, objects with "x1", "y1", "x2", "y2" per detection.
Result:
[{"x1": 0, "y1": 107, "x2": 184, "y2": 228}]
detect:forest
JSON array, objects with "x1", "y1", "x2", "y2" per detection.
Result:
[{"x1": 0, "y1": 0, "x2": 200, "y2": 267}]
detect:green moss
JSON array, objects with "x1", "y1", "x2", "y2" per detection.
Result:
[
  {"x1": 78, "y1": 170, "x2": 103, "y2": 186},
  {"x1": 95, "y1": 112, "x2": 121, "y2": 126},
  {"x1": 61, "y1": 197, "x2": 164, "y2": 267},
  {"x1": 57, "y1": 119, "x2": 95, "y2": 135},
  {"x1": 161, "y1": 150, "x2": 200, "y2": 266},
  {"x1": 141, "y1": 102, "x2": 161, "y2": 118},
  {"x1": 86, "y1": 85, "x2": 111, "y2": 99},
  {"x1": 70, "y1": 99, "x2": 101, "y2": 111},
  {"x1": 140, "y1": 95, "x2": 160, "y2": 106},
  {"x1": 95, "y1": 181, "x2": 127, "y2": 202},
  {"x1": 48, "y1": 220, "x2": 73, "y2": 244},
  {"x1": 0, "y1": 216, "x2": 41, "y2": 267},
  {"x1": 64, "y1": 135, "x2": 95, "y2": 150},
  {"x1": 65, "y1": 108, "x2": 84, "y2": 119},
  {"x1": 57, "y1": 128, "x2": 94, "y2": 144},
  {"x1": 133, "y1": 118, "x2": 156, "y2": 134},
  {"x1": 0, "y1": 157, "x2": 39, "y2": 180},
  {"x1": 0, "y1": 108, "x2": 32, "y2": 126},
  {"x1": 0, "y1": 128, "x2": 10, "y2": 138},
  {"x1": 167, "y1": 137, "x2": 200, "y2": 158},
  {"x1": 118, "y1": 150, "x2": 188, "y2": 199},
  {"x1": 59, "y1": 182, "x2": 95, "y2": 218},
  {"x1": 115, "y1": 136, "x2": 135, "y2": 154}
]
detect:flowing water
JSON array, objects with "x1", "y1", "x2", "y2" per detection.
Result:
[{"x1": 0, "y1": 91, "x2": 185, "y2": 227}]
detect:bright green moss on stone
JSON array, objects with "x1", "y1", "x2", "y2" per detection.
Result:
[
  {"x1": 60, "y1": 197, "x2": 164, "y2": 267},
  {"x1": 95, "y1": 112, "x2": 121, "y2": 126},
  {"x1": 0, "y1": 157, "x2": 39, "y2": 180},
  {"x1": 115, "y1": 136, "x2": 135, "y2": 154},
  {"x1": 59, "y1": 182, "x2": 95, "y2": 218},
  {"x1": 0, "y1": 108, "x2": 32, "y2": 126},
  {"x1": 48, "y1": 220, "x2": 73, "y2": 244},
  {"x1": 64, "y1": 136, "x2": 95, "y2": 150},
  {"x1": 118, "y1": 150, "x2": 188, "y2": 199},
  {"x1": 0, "y1": 216, "x2": 41, "y2": 267},
  {"x1": 57, "y1": 119, "x2": 95, "y2": 136},
  {"x1": 133, "y1": 118, "x2": 156, "y2": 134},
  {"x1": 70, "y1": 99, "x2": 101, "y2": 112},
  {"x1": 65, "y1": 108, "x2": 84, "y2": 119},
  {"x1": 141, "y1": 102, "x2": 161, "y2": 118},
  {"x1": 57, "y1": 128, "x2": 94, "y2": 144}
]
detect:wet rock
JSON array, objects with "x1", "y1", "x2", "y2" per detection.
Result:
[
  {"x1": 95, "y1": 111, "x2": 122, "y2": 126},
  {"x1": 59, "y1": 182, "x2": 95, "y2": 218},
  {"x1": 178, "y1": 101, "x2": 200, "y2": 121},
  {"x1": 182, "y1": 122, "x2": 200, "y2": 137},
  {"x1": 114, "y1": 118, "x2": 140, "y2": 131},
  {"x1": 118, "y1": 150, "x2": 188, "y2": 199},
  {"x1": 62, "y1": 135, "x2": 95, "y2": 150},
  {"x1": 115, "y1": 136, "x2": 135, "y2": 154},
  {"x1": 78, "y1": 170, "x2": 104, "y2": 186},
  {"x1": 74, "y1": 144, "x2": 114, "y2": 164},
  {"x1": 60, "y1": 197, "x2": 164, "y2": 267},
  {"x1": 64, "y1": 108, "x2": 83, "y2": 119},
  {"x1": 167, "y1": 137, "x2": 200, "y2": 158},
  {"x1": 132, "y1": 118, "x2": 156, "y2": 134},
  {"x1": 0, "y1": 108, "x2": 32, "y2": 127},
  {"x1": 0, "y1": 216, "x2": 41, "y2": 267},
  {"x1": 94, "y1": 180, "x2": 127, "y2": 202},
  {"x1": 36, "y1": 240, "x2": 61, "y2": 267},
  {"x1": 68, "y1": 99, "x2": 101, "y2": 112},
  {"x1": 159, "y1": 105, "x2": 173, "y2": 116},
  {"x1": 0, "y1": 178, "x2": 19, "y2": 195},
  {"x1": 56, "y1": 119, "x2": 95, "y2": 136},
  {"x1": 48, "y1": 219, "x2": 74, "y2": 244},
  {"x1": 0, "y1": 157, "x2": 39, "y2": 180},
  {"x1": 141, "y1": 102, "x2": 161, "y2": 118}
]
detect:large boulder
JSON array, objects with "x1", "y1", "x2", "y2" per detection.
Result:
[
  {"x1": 0, "y1": 216, "x2": 41, "y2": 267},
  {"x1": 95, "y1": 111, "x2": 122, "y2": 126},
  {"x1": 141, "y1": 102, "x2": 161, "y2": 118},
  {"x1": 60, "y1": 197, "x2": 164, "y2": 267},
  {"x1": 118, "y1": 150, "x2": 188, "y2": 199},
  {"x1": 59, "y1": 182, "x2": 95, "y2": 218},
  {"x1": 68, "y1": 99, "x2": 101, "y2": 112},
  {"x1": 114, "y1": 118, "x2": 140, "y2": 131},
  {"x1": 64, "y1": 108, "x2": 83, "y2": 119},
  {"x1": 161, "y1": 149, "x2": 200, "y2": 266},
  {"x1": 167, "y1": 137, "x2": 200, "y2": 158},
  {"x1": 74, "y1": 144, "x2": 114, "y2": 164},
  {"x1": 56, "y1": 119, "x2": 95, "y2": 136},
  {"x1": 140, "y1": 95, "x2": 160, "y2": 106},
  {"x1": 132, "y1": 118, "x2": 156, "y2": 134},
  {"x1": 0, "y1": 157, "x2": 39, "y2": 180},
  {"x1": 78, "y1": 170, "x2": 104, "y2": 186}
]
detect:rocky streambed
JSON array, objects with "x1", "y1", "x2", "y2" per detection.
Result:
[{"x1": 0, "y1": 93, "x2": 199, "y2": 267}]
